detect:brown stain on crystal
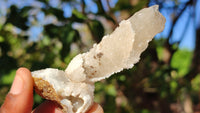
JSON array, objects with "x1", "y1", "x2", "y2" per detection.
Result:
[
  {"x1": 97, "y1": 52, "x2": 103, "y2": 58},
  {"x1": 33, "y1": 77, "x2": 65, "y2": 111}
]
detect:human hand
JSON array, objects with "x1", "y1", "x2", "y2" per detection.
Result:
[{"x1": 0, "y1": 68, "x2": 104, "y2": 113}]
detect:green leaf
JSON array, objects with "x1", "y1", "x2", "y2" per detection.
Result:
[
  {"x1": 42, "y1": 7, "x2": 65, "y2": 21},
  {"x1": 105, "y1": 84, "x2": 117, "y2": 96},
  {"x1": 88, "y1": 20, "x2": 104, "y2": 42},
  {"x1": 171, "y1": 49, "x2": 192, "y2": 76},
  {"x1": 191, "y1": 74, "x2": 200, "y2": 91},
  {"x1": 5, "y1": 5, "x2": 30, "y2": 30},
  {"x1": 0, "y1": 36, "x2": 4, "y2": 42},
  {"x1": 0, "y1": 70, "x2": 16, "y2": 85},
  {"x1": 71, "y1": 9, "x2": 87, "y2": 22}
]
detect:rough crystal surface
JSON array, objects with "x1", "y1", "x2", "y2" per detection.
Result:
[
  {"x1": 32, "y1": 5, "x2": 166, "y2": 113},
  {"x1": 66, "y1": 5, "x2": 166, "y2": 82}
]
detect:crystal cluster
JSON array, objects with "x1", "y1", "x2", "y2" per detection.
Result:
[{"x1": 32, "y1": 5, "x2": 166, "y2": 113}]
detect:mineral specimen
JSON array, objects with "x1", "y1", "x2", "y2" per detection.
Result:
[{"x1": 32, "y1": 5, "x2": 166, "y2": 113}]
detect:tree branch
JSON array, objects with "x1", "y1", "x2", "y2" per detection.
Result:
[
  {"x1": 97, "y1": 0, "x2": 106, "y2": 14},
  {"x1": 185, "y1": 27, "x2": 200, "y2": 80},
  {"x1": 167, "y1": 0, "x2": 192, "y2": 42},
  {"x1": 81, "y1": 0, "x2": 86, "y2": 14},
  {"x1": 163, "y1": 0, "x2": 193, "y2": 65}
]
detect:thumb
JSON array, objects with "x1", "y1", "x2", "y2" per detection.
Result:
[{"x1": 0, "y1": 68, "x2": 34, "y2": 113}]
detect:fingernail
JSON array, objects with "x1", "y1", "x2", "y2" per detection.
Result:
[{"x1": 10, "y1": 74, "x2": 24, "y2": 95}]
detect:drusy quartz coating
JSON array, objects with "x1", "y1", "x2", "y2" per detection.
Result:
[{"x1": 32, "y1": 5, "x2": 166, "y2": 113}]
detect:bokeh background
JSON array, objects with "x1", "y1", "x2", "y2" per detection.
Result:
[{"x1": 0, "y1": 0, "x2": 200, "y2": 113}]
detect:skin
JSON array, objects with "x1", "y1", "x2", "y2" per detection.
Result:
[{"x1": 0, "y1": 68, "x2": 104, "y2": 113}]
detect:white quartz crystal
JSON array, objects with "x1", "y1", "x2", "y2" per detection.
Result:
[{"x1": 32, "y1": 5, "x2": 166, "y2": 113}]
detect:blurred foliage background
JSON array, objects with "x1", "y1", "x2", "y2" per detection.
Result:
[{"x1": 0, "y1": 0, "x2": 200, "y2": 113}]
